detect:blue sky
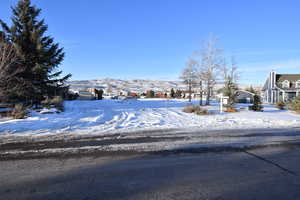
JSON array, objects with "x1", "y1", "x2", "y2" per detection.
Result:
[{"x1": 1, "y1": 0, "x2": 300, "y2": 84}]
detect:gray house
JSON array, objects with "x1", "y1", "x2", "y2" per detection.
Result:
[
  {"x1": 262, "y1": 71, "x2": 300, "y2": 103},
  {"x1": 236, "y1": 90, "x2": 255, "y2": 103}
]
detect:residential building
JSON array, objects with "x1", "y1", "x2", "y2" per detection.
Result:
[{"x1": 262, "y1": 71, "x2": 300, "y2": 103}]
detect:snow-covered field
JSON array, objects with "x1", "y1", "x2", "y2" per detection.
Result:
[{"x1": 1, "y1": 99, "x2": 300, "y2": 137}]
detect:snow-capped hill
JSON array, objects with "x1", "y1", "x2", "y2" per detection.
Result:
[
  {"x1": 68, "y1": 78, "x2": 261, "y2": 94},
  {"x1": 68, "y1": 79, "x2": 187, "y2": 93}
]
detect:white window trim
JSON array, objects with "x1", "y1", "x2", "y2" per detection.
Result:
[
  {"x1": 296, "y1": 80, "x2": 300, "y2": 88},
  {"x1": 282, "y1": 80, "x2": 290, "y2": 88}
]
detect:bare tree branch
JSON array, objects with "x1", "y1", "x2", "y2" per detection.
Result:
[
  {"x1": 197, "y1": 34, "x2": 223, "y2": 105},
  {"x1": 180, "y1": 57, "x2": 198, "y2": 102}
]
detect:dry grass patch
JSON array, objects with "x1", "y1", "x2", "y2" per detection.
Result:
[
  {"x1": 41, "y1": 96, "x2": 64, "y2": 111},
  {"x1": 183, "y1": 104, "x2": 209, "y2": 115},
  {"x1": 276, "y1": 101, "x2": 286, "y2": 110},
  {"x1": 224, "y1": 108, "x2": 238, "y2": 112},
  {"x1": 11, "y1": 104, "x2": 27, "y2": 119}
]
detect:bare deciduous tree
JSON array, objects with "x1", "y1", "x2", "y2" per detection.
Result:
[
  {"x1": 0, "y1": 37, "x2": 17, "y2": 77},
  {"x1": 222, "y1": 56, "x2": 240, "y2": 83},
  {"x1": 197, "y1": 35, "x2": 223, "y2": 105},
  {"x1": 0, "y1": 34, "x2": 29, "y2": 103},
  {"x1": 180, "y1": 58, "x2": 198, "y2": 102}
]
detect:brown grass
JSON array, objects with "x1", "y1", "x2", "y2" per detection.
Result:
[
  {"x1": 41, "y1": 96, "x2": 64, "y2": 111},
  {"x1": 11, "y1": 104, "x2": 27, "y2": 119},
  {"x1": 224, "y1": 108, "x2": 238, "y2": 113},
  {"x1": 183, "y1": 105, "x2": 209, "y2": 115}
]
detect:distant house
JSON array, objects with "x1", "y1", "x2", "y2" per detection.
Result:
[
  {"x1": 236, "y1": 90, "x2": 255, "y2": 103},
  {"x1": 128, "y1": 92, "x2": 138, "y2": 97},
  {"x1": 77, "y1": 91, "x2": 95, "y2": 100},
  {"x1": 155, "y1": 92, "x2": 168, "y2": 98},
  {"x1": 262, "y1": 71, "x2": 300, "y2": 103}
]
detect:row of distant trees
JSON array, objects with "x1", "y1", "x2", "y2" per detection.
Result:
[
  {"x1": 180, "y1": 35, "x2": 239, "y2": 106},
  {"x1": 0, "y1": 0, "x2": 70, "y2": 105},
  {"x1": 145, "y1": 89, "x2": 185, "y2": 98}
]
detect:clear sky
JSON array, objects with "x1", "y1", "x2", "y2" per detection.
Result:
[{"x1": 1, "y1": 0, "x2": 300, "y2": 84}]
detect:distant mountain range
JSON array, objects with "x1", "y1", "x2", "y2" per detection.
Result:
[{"x1": 68, "y1": 78, "x2": 261, "y2": 93}]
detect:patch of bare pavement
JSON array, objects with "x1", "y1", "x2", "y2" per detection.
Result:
[{"x1": 1, "y1": 128, "x2": 300, "y2": 160}]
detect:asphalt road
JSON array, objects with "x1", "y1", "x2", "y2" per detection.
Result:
[{"x1": 1, "y1": 145, "x2": 300, "y2": 200}]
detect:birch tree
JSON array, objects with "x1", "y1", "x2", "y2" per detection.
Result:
[
  {"x1": 180, "y1": 58, "x2": 198, "y2": 102},
  {"x1": 198, "y1": 35, "x2": 223, "y2": 105},
  {"x1": 222, "y1": 56, "x2": 239, "y2": 83}
]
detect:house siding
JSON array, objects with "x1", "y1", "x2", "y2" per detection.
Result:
[{"x1": 262, "y1": 71, "x2": 300, "y2": 104}]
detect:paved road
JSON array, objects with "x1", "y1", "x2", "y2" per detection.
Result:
[{"x1": 1, "y1": 146, "x2": 300, "y2": 200}]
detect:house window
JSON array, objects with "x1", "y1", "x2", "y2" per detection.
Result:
[
  {"x1": 296, "y1": 80, "x2": 300, "y2": 88},
  {"x1": 282, "y1": 80, "x2": 290, "y2": 88}
]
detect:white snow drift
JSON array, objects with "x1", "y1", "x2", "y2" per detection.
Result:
[{"x1": 1, "y1": 99, "x2": 300, "y2": 136}]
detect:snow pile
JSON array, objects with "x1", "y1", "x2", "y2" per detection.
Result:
[
  {"x1": 39, "y1": 108, "x2": 60, "y2": 114},
  {"x1": 0, "y1": 99, "x2": 300, "y2": 136}
]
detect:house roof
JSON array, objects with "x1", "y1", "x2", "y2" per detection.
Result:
[
  {"x1": 276, "y1": 74, "x2": 300, "y2": 90},
  {"x1": 262, "y1": 78, "x2": 269, "y2": 91},
  {"x1": 276, "y1": 74, "x2": 300, "y2": 82},
  {"x1": 78, "y1": 91, "x2": 93, "y2": 96}
]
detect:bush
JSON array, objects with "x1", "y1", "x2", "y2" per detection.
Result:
[
  {"x1": 183, "y1": 105, "x2": 209, "y2": 115},
  {"x1": 250, "y1": 94, "x2": 263, "y2": 111},
  {"x1": 183, "y1": 104, "x2": 197, "y2": 113},
  {"x1": 11, "y1": 104, "x2": 27, "y2": 119},
  {"x1": 41, "y1": 96, "x2": 64, "y2": 111},
  {"x1": 288, "y1": 96, "x2": 300, "y2": 113},
  {"x1": 276, "y1": 101, "x2": 286, "y2": 110},
  {"x1": 195, "y1": 108, "x2": 209, "y2": 115},
  {"x1": 225, "y1": 108, "x2": 238, "y2": 112}
]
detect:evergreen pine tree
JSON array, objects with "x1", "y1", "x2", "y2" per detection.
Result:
[
  {"x1": 98, "y1": 89, "x2": 104, "y2": 100},
  {"x1": 251, "y1": 94, "x2": 263, "y2": 111},
  {"x1": 222, "y1": 78, "x2": 238, "y2": 110},
  {"x1": 175, "y1": 89, "x2": 182, "y2": 98},
  {"x1": 170, "y1": 88, "x2": 175, "y2": 98},
  {"x1": 146, "y1": 90, "x2": 155, "y2": 98},
  {"x1": 0, "y1": 0, "x2": 71, "y2": 103}
]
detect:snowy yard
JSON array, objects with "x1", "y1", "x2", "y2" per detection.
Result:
[{"x1": 1, "y1": 99, "x2": 300, "y2": 137}]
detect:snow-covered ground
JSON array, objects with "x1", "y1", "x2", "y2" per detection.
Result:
[{"x1": 1, "y1": 99, "x2": 300, "y2": 137}]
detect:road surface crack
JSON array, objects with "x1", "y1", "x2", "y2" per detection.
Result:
[{"x1": 243, "y1": 150, "x2": 297, "y2": 176}]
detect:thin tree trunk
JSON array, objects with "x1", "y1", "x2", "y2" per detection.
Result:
[
  {"x1": 199, "y1": 81, "x2": 203, "y2": 106},
  {"x1": 206, "y1": 83, "x2": 210, "y2": 105},
  {"x1": 188, "y1": 82, "x2": 192, "y2": 102}
]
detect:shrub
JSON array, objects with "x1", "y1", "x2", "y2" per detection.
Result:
[
  {"x1": 225, "y1": 108, "x2": 238, "y2": 112},
  {"x1": 276, "y1": 101, "x2": 286, "y2": 110},
  {"x1": 11, "y1": 104, "x2": 27, "y2": 119},
  {"x1": 250, "y1": 94, "x2": 263, "y2": 111},
  {"x1": 41, "y1": 96, "x2": 64, "y2": 111},
  {"x1": 183, "y1": 105, "x2": 209, "y2": 115},
  {"x1": 288, "y1": 96, "x2": 300, "y2": 113},
  {"x1": 183, "y1": 104, "x2": 197, "y2": 113},
  {"x1": 195, "y1": 108, "x2": 209, "y2": 115},
  {"x1": 222, "y1": 78, "x2": 238, "y2": 110}
]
